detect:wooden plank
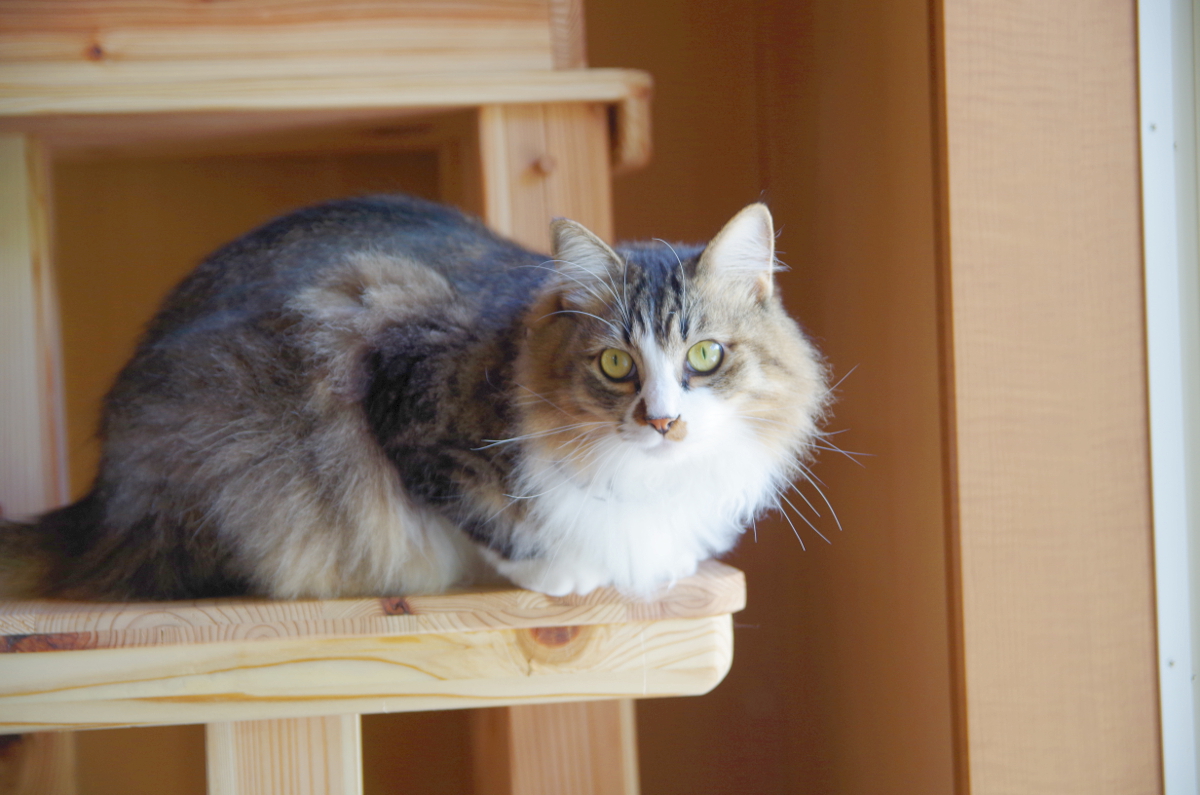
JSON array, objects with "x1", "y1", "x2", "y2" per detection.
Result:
[
  {"x1": 0, "y1": 614, "x2": 733, "y2": 732},
  {"x1": 0, "y1": 0, "x2": 556, "y2": 75},
  {"x1": 476, "y1": 97, "x2": 632, "y2": 795},
  {"x1": 937, "y1": 1, "x2": 1161, "y2": 792},
  {"x1": 0, "y1": 732, "x2": 75, "y2": 795},
  {"x1": 0, "y1": 67, "x2": 651, "y2": 118},
  {"x1": 478, "y1": 102, "x2": 612, "y2": 250},
  {"x1": 0, "y1": 560, "x2": 744, "y2": 650},
  {"x1": 206, "y1": 715, "x2": 362, "y2": 795},
  {"x1": 473, "y1": 701, "x2": 639, "y2": 795},
  {"x1": 549, "y1": 0, "x2": 587, "y2": 69},
  {"x1": 0, "y1": 135, "x2": 67, "y2": 524}
]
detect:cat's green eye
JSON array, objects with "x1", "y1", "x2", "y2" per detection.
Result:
[
  {"x1": 686, "y1": 340, "x2": 724, "y2": 373},
  {"x1": 599, "y1": 348, "x2": 635, "y2": 380}
]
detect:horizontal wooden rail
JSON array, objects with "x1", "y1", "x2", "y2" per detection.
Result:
[
  {"x1": 0, "y1": 561, "x2": 743, "y2": 732},
  {"x1": 0, "y1": 68, "x2": 653, "y2": 171}
]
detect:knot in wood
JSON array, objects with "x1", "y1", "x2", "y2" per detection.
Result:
[
  {"x1": 530, "y1": 625, "x2": 580, "y2": 647},
  {"x1": 531, "y1": 155, "x2": 558, "y2": 176}
]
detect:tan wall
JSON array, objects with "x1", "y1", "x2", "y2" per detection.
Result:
[{"x1": 588, "y1": 0, "x2": 954, "y2": 792}]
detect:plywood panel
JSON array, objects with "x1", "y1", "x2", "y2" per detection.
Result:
[
  {"x1": 587, "y1": 1, "x2": 954, "y2": 793},
  {"x1": 52, "y1": 148, "x2": 439, "y2": 495},
  {"x1": 939, "y1": 1, "x2": 1160, "y2": 792}
]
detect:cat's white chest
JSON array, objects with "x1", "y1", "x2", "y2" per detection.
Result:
[{"x1": 497, "y1": 407, "x2": 782, "y2": 596}]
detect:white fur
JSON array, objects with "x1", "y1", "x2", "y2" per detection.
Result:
[{"x1": 494, "y1": 337, "x2": 790, "y2": 597}]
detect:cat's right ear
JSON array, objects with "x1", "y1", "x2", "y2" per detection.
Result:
[{"x1": 549, "y1": 219, "x2": 623, "y2": 307}]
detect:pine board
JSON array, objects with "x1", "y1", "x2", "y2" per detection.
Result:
[
  {"x1": 0, "y1": 615, "x2": 733, "y2": 732},
  {"x1": 0, "y1": 560, "x2": 743, "y2": 653}
]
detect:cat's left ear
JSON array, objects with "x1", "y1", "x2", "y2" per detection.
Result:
[
  {"x1": 549, "y1": 218, "x2": 623, "y2": 306},
  {"x1": 698, "y1": 203, "x2": 776, "y2": 301}
]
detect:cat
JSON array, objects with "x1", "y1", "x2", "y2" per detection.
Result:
[{"x1": 0, "y1": 194, "x2": 829, "y2": 601}]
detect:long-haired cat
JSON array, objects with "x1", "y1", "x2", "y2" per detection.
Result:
[{"x1": 0, "y1": 195, "x2": 828, "y2": 601}]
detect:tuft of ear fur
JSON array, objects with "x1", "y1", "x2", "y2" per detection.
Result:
[
  {"x1": 698, "y1": 203, "x2": 776, "y2": 300},
  {"x1": 549, "y1": 218, "x2": 623, "y2": 306}
]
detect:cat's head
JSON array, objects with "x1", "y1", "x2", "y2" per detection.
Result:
[{"x1": 515, "y1": 204, "x2": 828, "y2": 488}]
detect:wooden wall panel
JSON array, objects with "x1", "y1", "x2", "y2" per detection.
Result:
[
  {"x1": 0, "y1": 0, "x2": 556, "y2": 77},
  {"x1": 588, "y1": 0, "x2": 954, "y2": 793},
  {"x1": 939, "y1": 1, "x2": 1160, "y2": 793},
  {"x1": 53, "y1": 149, "x2": 439, "y2": 496}
]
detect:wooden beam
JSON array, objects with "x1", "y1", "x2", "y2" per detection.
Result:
[
  {"x1": 475, "y1": 98, "x2": 638, "y2": 795},
  {"x1": 478, "y1": 102, "x2": 613, "y2": 249},
  {"x1": 0, "y1": 135, "x2": 67, "y2": 524},
  {"x1": 937, "y1": 1, "x2": 1161, "y2": 792},
  {"x1": 0, "y1": 0, "x2": 557, "y2": 77},
  {"x1": 0, "y1": 563, "x2": 741, "y2": 732},
  {"x1": 0, "y1": 733, "x2": 75, "y2": 795},
  {"x1": 473, "y1": 701, "x2": 639, "y2": 795},
  {"x1": 206, "y1": 715, "x2": 362, "y2": 795}
]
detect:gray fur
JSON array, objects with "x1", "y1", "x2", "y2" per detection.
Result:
[{"x1": 0, "y1": 195, "x2": 828, "y2": 600}]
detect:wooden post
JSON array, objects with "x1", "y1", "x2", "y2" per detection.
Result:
[
  {"x1": 0, "y1": 134, "x2": 67, "y2": 523},
  {"x1": 0, "y1": 136, "x2": 73, "y2": 795},
  {"x1": 206, "y1": 716, "x2": 362, "y2": 795},
  {"x1": 474, "y1": 102, "x2": 635, "y2": 795},
  {"x1": 473, "y1": 701, "x2": 639, "y2": 795}
]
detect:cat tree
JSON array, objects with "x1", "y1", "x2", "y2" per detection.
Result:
[{"x1": 0, "y1": 2, "x2": 744, "y2": 793}]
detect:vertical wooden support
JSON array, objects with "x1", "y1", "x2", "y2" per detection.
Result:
[
  {"x1": 0, "y1": 134, "x2": 67, "y2": 521},
  {"x1": 0, "y1": 734, "x2": 75, "y2": 795},
  {"x1": 473, "y1": 702, "x2": 640, "y2": 795},
  {"x1": 478, "y1": 103, "x2": 614, "y2": 247},
  {"x1": 206, "y1": 716, "x2": 362, "y2": 795},
  {"x1": 0, "y1": 135, "x2": 74, "y2": 795},
  {"x1": 474, "y1": 102, "x2": 634, "y2": 795}
]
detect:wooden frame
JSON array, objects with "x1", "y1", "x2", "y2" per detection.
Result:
[{"x1": 0, "y1": 5, "x2": 666, "y2": 791}]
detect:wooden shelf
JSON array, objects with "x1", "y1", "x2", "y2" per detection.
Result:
[
  {"x1": 0, "y1": 68, "x2": 653, "y2": 172},
  {"x1": 0, "y1": 561, "x2": 744, "y2": 733}
]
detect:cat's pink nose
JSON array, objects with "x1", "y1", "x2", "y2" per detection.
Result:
[{"x1": 647, "y1": 416, "x2": 678, "y2": 435}]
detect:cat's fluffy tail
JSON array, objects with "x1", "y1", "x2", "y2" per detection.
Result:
[{"x1": 0, "y1": 497, "x2": 93, "y2": 598}]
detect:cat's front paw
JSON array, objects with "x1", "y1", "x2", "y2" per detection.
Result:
[{"x1": 498, "y1": 558, "x2": 608, "y2": 597}]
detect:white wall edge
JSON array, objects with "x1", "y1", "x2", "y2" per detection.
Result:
[{"x1": 1139, "y1": 1, "x2": 1199, "y2": 792}]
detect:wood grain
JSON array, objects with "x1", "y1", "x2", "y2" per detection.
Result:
[
  {"x1": 474, "y1": 701, "x2": 639, "y2": 795},
  {"x1": 206, "y1": 716, "x2": 362, "y2": 795},
  {"x1": 0, "y1": 0, "x2": 556, "y2": 74},
  {"x1": 0, "y1": 135, "x2": 67, "y2": 524},
  {"x1": 939, "y1": 1, "x2": 1160, "y2": 792},
  {"x1": 0, "y1": 560, "x2": 743, "y2": 652},
  {"x1": 475, "y1": 93, "x2": 632, "y2": 795},
  {"x1": 478, "y1": 102, "x2": 612, "y2": 250},
  {"x1": 549, "y1": 0, "x2": 588, "y2": 69},
  {"x1": 0, "y1": 614, "x2": 733, "y2": 732},
  {"x1": 0, "y1": 66, "x2": 650, "y2": 117},
  {"x1": 0, "y1": 732, "x2": 75, "y2": 795}
]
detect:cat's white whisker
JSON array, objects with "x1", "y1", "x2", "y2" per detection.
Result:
[
  {"x1": 474, "y1": 421, "x2": 609, "y2": 450},
  {"x1": 513, "y1": 383, "x2": 575, "y2": 419},
  {"x1": 539, "y1": 309, "x2": 620, "y2": 333},
  {"x1": 774, "y1": 493, "x2": 807, "y2": 551},
  {"x1": 785, "y1": 479, "x2": 822, "y2": 517},
  {"x1": 796, "y1": 467, "x2": 843, "y2": 533},
  {"x1": 779, "y1": 491, "x2": 831, "y2": 545}
]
